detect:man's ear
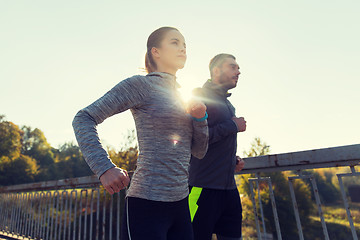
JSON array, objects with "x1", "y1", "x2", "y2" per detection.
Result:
[
  {"x1": 151, "y1": 47, "x2": 160, "y2": 59},
  {"x1": 213, "y1": 67, "x2": 220, "y2": 78}
]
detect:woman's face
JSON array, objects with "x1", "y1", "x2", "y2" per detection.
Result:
[{"x1": 153, "y1": 30, "x2": 187, "y2": 72}]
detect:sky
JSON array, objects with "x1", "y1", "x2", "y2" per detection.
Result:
[{"x1": 1, "y1": 0, "x2": 359, "y2": 155}]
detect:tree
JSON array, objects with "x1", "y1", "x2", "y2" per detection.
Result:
[
  {"x1": 0, "y1": 155, "x2": 38, "y2": 186},
  {"x1": 0, "y1": 116, "x2": 23, "y2": 158},
  {"x1": 21, "y1": 126, "x2": 55, "y2": 166},
  {"x1": 55, "y1": 142, "x2": 92, "y2": 179},
  {"x1": 0, "y1": 116, "x2": 39, "y2": 186}
]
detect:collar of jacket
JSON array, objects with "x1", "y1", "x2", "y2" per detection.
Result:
[
  {"x1": 147, "y1": 72, "x2": 181, "y2": 89},
  {"x1": 203, "y1": 79, "x2": 232, "y2": 98}
]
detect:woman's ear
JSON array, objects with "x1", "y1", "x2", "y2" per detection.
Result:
[{"x1": 151, "y1": 47, "x2": 160, "y2": 59}]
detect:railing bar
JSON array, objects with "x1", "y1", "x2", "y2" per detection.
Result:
[
  {"x1": 337, "y1": 172, "x2": 360, "y2": 177},
  {"x1": 13, "y1": 193, "x2": 20, "y2": 236},
  {"x1": 0, "y1": 194, "x2": 4, "y2": 231},
  {"x1": 49, "y1": 192, "x2": 57, "y2": 240},
  {"x1": 12, "y1": 194, "x2": 19, "y2": 236},
  {"x1": 78, "y1": 190, "x2": 84, "y2": 240},
  {"x1": 109, "y1": 193, "x2": 113, "y2": 240},
  {"x1": 9, "y1": 193, "x2": 16, "y2": 235},
  {"x1": 7, "y1": 193, "x2": 12, "y2": 234},
  {"x1": 41, "y1": 192, "x2": 49, "y2": 239},
  {"x1": 8, "y1": 193, "x2": 13, "y2": 234},
  {"x1": 45, "y1": 191, "x2": 52, "y2": 240},
  {"x1": 63, "y1": 191, "x2": 69, "y2": 240},
  {"x1": 249, "y1": 180, "x2": 262, "y2": 239},
  {"x1": 95, "y1": 188, "x2": 100, "y2": 240},
  {"x1": 102, "y1": 190, "x2": 106, "y2": 240},
  {"x1": 84, "y1": 190, "x2": 89, "y2": 240},
  {"x1": 1, "y1": 194, "x2": 6, "y2": 231},
  {"x1": 72, "y1": 190, "x2": 78, "y2": 240},
  {"x1": 310, "y1": 176, "x2": 329, "y2": 240},
  {"x1": 54, "y1": 191, "x2": 60, "y2": 240},
  {"x1": 337, "y1": 174, "x2": 359, "y2": 240},
  {"x1": 288, "y1": 178, "x2": 304, "y2": 240},
  {"x1": 34, "y1": 192, "x2": 41, "y2": 239},
  {"x1": 89, "y1": 189, "x2": 95, "y2": 240},
  {"x1": 21, "y1": 193, "x2": 28, "y2": 237},
  {"x1": 30, "y1": 192, "x2": 37, "y2": 238},
  {"x1": 58, "y1": 191, "x2": 64, "y2": 240},
  {"x1": 267, "y1": 179, "x2": 282, "y2": 240},
  {"x1": 68, "y1": 190, "x2": 74, "y2": 240},
  {"x1": 255, "y1": 175, "x2": 266, "y2": 238},
  {"x1": 117, "y1": 191, "x2": 121, "y2": 240},
  {"x1": 25, "y1": 192, "x2": 33, "y2": 238},
  {"x1": 37, "y1": 192, "x2": 44, "y2": 239},
  {"x1": 0, "y1": 193, "x2": 4, "y2": 231},
  {"x1": 14, "y1": 193, "x2": 22, "y2": 236}
]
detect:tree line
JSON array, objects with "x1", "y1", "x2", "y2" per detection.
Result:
[{"x1": 0, "y1": 115, "x2": 137, "y2": 186}]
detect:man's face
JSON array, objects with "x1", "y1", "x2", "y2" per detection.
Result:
[{"x1": 216, "y1": 58, "x2": 241, "y2": 90}]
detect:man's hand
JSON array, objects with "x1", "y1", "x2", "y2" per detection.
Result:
[
  {"x1": 187, "y1": 99, "x2": 207, "y2": 119},
  {"x1": 232, "y1": 117, "x2": 246, "y2": 132},
  {"x1": 235, "y1": 156, "x2": 245, "y2": 173},
  {"x1": 99, "y1": 167, "x2": 130, "y2": 194}
]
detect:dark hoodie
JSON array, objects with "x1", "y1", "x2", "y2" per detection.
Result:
[{"x1": 189, "y1": 80, "x2": 239, "y2": 190}]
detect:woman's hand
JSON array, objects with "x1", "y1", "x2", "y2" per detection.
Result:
[
  {"x1": 99, "y1": 167, "x2": 130, "y2": 194},
  {"x1": 187, "y1": 99, "x2": 207, "y2": 119}
]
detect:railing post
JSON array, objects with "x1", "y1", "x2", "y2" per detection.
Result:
[
  {"x1": 337, "y1": 166, "x2": 360, "y2": 240},
  {"x1": 288, "y1": 177, "x2": 304, "y2": 240}
]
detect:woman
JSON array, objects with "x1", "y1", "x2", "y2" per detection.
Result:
[{"x1": 72, "y1": 27, "x2": 208, "y2": 240}]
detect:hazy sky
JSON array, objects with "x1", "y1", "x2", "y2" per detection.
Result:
[{"x1": 1, "y1": 0, "x2": 359, "y2": 155}]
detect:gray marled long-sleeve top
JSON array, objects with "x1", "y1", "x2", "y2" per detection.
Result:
[{"x1": 72, "y1": 72, "x2": 208, "y2": 202}]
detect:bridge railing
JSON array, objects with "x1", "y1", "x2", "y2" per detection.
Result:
[
  {"x1": 0, "y1": 175, "x2": 126, "y2": 240},
  {"x1": 240, "y1": 144, "x2": 360, "y2": 240},
  {"x1": 0, "y1": 144, "x2": 359, "y2": 240}
]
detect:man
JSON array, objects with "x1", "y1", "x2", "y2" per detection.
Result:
[{"x1": 189, "y1": 53, "x2": 246, "y2": 240}]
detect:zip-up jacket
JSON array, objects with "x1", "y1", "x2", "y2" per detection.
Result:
[
  {"x1": 72, "y1": 72, "x2": 209, "y2": 202},
  {"x1": 189, "y1": 80, "x2": 238, "y2": 190}
]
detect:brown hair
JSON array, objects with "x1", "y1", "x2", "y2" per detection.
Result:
[
  {"x1": 145, "y1": 27, "x2": 179, "y2": 73},
  {"x1": 209, "y1": 53, "x2": 236, "y2": 77}
]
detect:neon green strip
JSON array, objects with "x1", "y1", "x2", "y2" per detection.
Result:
[{"x1": 188, "y1": 187, "x2": 203, "y2": 222}]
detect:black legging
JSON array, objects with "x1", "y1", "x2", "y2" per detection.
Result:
[{"x1": 121, "y1": 196, "x2": 194, "y2": 240}]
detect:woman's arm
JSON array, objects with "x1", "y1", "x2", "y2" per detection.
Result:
[
  {"x1": 72, "y1": 76, "x2": 150, "y2": 179},
  {"x1": 187, "y1": 100, "x2": 209, "y2": 159},
  {"x1": 191, "y1": 120, "x2": 209, "y2": 159}
]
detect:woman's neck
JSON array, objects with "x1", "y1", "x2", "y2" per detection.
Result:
[{"x1": 155, "y1": 65, "x2": 178, "y2": 76}]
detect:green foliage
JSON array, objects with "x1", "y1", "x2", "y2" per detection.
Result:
[
  {"x1": 242, "y1": 137, "x2": 270, "y2": 157},
  {"x1": 21, "y1": 126, "x2": 55, "y2": 166},
  {"x1": 54, "y1": 142, "x2": 93, "y2": 179},
  {"x1": 0, "y1": 116, "x2": 23, "y2": 158},
  {"x1": 0, "y1": 114, "x2": 138, "y2": 186},
  {"x1": 0, "y1": 155, "x2": 38, "y2": 185}
]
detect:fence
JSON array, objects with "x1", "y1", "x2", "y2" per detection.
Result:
[
  {"x1": 0, "y1": 144, "x2": 359, "y2": 240},
  {"x1": 0, "y1": 176, "x2": 126, "y2": 240}
]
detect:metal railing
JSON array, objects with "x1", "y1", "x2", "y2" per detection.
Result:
[
  {"x1": 0, "y1": 144, "x2": 359, "y2": 240},
  {"x1": 241, "y1": 144, "x2": 360, "y2": 240},
  {"x1": 0, "y1": 176, "x2": 126, "y2": 240}
]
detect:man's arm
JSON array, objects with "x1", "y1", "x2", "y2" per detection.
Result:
[
  {"x1": 208, "y1": 119, "x2": 238, "y2": 144},
  {"x1": 208, "y1": 117, "x2": 246, "y2": 144}
]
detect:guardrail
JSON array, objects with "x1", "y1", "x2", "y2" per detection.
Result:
[
  {"x1": 0, "y1": 176, "x2": 126, "y2": 240},
  {"x1": 0, "y1": 144, "x2": 359, "y2": 240}
]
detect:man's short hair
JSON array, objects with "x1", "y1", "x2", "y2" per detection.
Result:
[{"x1": 209, "y1": 53, "x2": 236, "y2": 77}]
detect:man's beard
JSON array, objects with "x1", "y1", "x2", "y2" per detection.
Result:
[{"x1": 218, "y1": 72, "x2": 236, "y2": 90}]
